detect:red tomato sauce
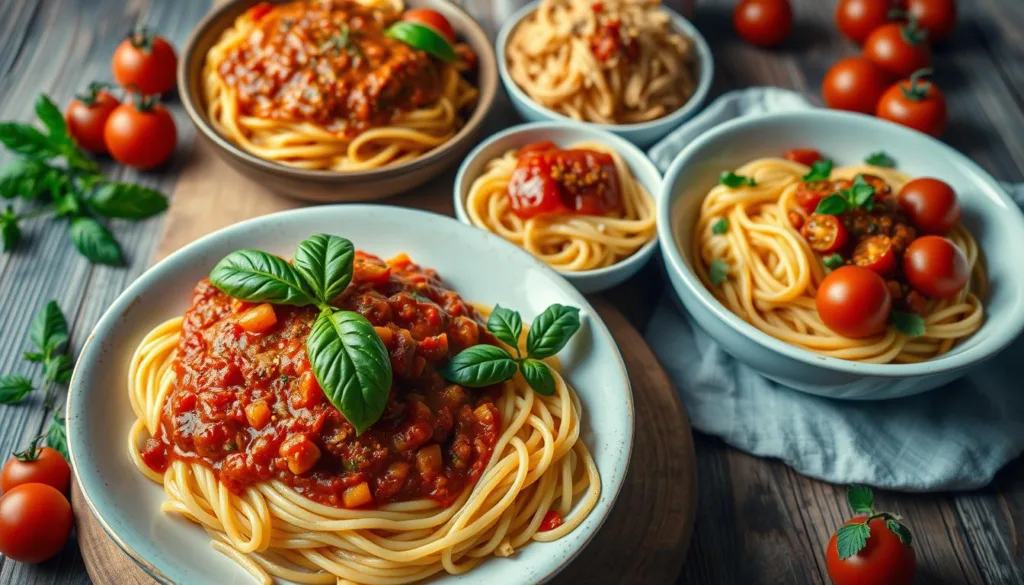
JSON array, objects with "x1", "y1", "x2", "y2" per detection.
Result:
[
  {"x1": 506, "y1": 141, "x2": 623, "y2": 220},
  {"x1": 140, "y1": 252, "x2": 502, "y2": 509}
]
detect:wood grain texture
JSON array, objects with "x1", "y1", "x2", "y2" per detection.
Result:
[{"x1": 1, "y1": 0, "x2": 1024, "y2": 584}]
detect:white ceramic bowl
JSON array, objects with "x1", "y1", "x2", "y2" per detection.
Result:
[
  {"x1": 453, "y1": 121, "x2": 663, "y2": 294},
  {"x1": 496, "y1": 1, "x2": 714, "y2": 148},
  {"x1": 67, "y1": 206, "x2": 634, "y2": 584},
  {"x1": 658, "y1": 110, "x2": 1024, "y2": 400}
]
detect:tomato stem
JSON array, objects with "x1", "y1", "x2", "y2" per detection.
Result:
[
  {"x1": 128, "y1": 26, "x2": 155, "y2": 53},
  {"x1": 75, "y1": 81, "x2": 114, "y2": 106},
  {"x1": 900, "y1": 68, "x2": 934, "y2": 102},
  {"x1": 131, "y1": 92, "x2": 162, "y2": 112},
  {"x1": 13, "y1": 433, "x2": 45, "y2": 462}
]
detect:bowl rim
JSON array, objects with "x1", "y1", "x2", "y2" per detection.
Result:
[
  {"x1": 67, "y1": 204, "x2": 636, "y2": 585},
  {"x1": 451, "y1": 120, "x2": 663, "y2": 280},
  {"x1": 495, "y1": 0, "x2": 714, "y2": 134},
  {"x1": 176, "y1": 0, "x2": 498, "y2": 181},
  {"x1": 656, "y1": 108, "x2": 1024, "y2": 378}
]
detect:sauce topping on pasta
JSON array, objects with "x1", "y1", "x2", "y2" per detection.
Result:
[{"x1": 507, "y1": 141, "x2": 623, "y2": 219}]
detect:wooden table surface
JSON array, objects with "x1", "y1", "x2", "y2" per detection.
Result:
[{"x1": 1, "y1": 0, "x2": 1022, "y2": 583}]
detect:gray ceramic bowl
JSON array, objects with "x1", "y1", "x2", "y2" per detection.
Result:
[
  {"x1": 658, "y1": 110, "x2": 1024, "y2": 400},
  {"x1": 178, "y1": 0, "x2": 497, "y2": 202}
]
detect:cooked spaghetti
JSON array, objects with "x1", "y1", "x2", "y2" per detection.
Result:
[
  {"x1": 203, "y1": 0, "x2": 479, "y2": 170},
  {"x1": 506, "y1": 0, "x2": 696, "y2": 124},
  {"x1": 466, "y1": 140, "x2": 655, "y2": 271},
  {"x1": 691, "y1": 156, "x2": 985, "y2": 363},
  {"x1": 128, "y1": 252, "x2": 599, "y2": 585}
]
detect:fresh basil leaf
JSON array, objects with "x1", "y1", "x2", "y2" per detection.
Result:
[
  {"x1": 43, "y1": 354, "x2": 73, "y2": 383},
  {"x1": 823, "y1": 253, "x2": 845, "y2": 270},
  {"x1": 0, "y1": 123, "x2": 61, "y2": 158},
  {"x1": 440, "y1": 344, "x2": 517, "y2": 388},
  {"x1": 35, "y1": 95, "x2": 68, "y2": 142},
  {"x1": 711, "y1": 217, "x2": 729, "y2": 235},
  {"x1": 0, "y1": 158, "x2": 51, "y2": 200},
  {"x1": 848, "y1": 175, "x2": 876, "y2": 208},
  {"x1": 0, "y1": 207, "x2": 19, "y2": 252},
  {"x1": 68, "y1": 216, "x2": 124, "y2": 265},
  {"x1": 23, "y1": 351, "x2": 45, "y2": 363},
  {"x1": 210, "y1": 249, "x2": 316, "y2": 306},
  {"x1": 709, "y1": 259, "x2": 729, "y2": 286},
  {"x1": 30, "y1": 300, "x2": 69, "y2": 356},
  {"x1": 802, "y1": 159, "x2": 833, "y2": 182},
  {"x1": 719, "y1": 171, "x2": 756, "y2": 188},
  {"x1": 293, "y1": 234, "x2": 354, "y2": 304},
  {"x1": 864, "y1": 152, "x2": 895, "y2": 168},
  {"x1": 0, "y1": 374, "x2": 34, "y2": 404},
  {"x1": 53, "y1": 189, "x2": 81, "y2": 217},
  {"x1": 520, "y1": 358, "x2": 555, "y2": 396},
  {"x1": 886, "y1": 518, "x2": 913, "y2": 546},
  {"x1": 815, "y1": 194, "x2": 849, "y2": 216},
  {"x1": 526, "y1": 305, "x2": 581, "y2": 359},
  {"x1": 307, "y1": 310, "x2": 392, "y2": 435},
  {"x1": 487, "y1": 305, "x2": 523, "y2": 350},
  {"x1": 892, "y1": 311, "x2": 925, "y2": 338},
  {"x1": 846, "y1": 485, "x2": 874, "y2": 515},
  {"x1": 46, "y1": 410, "x2": 68, "y2": 459},
  {"x1": 836, "y1": 521, "x2": 871, "y2": 560},
  {"x1": 88, "y1": 182, "x2": 169, "y2": 219}
]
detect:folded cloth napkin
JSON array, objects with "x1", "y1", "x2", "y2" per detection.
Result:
[{"x1": 644, "y1": 87, "x2": 1024, "y2": 491}]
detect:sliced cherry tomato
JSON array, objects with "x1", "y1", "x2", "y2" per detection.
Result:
[
  {"x1": 103, "y1": 95, "x2": 177, "y2": 169},
  {"x1": 827, "y1": 516, "x2": 916, "y2": 585},
  {"x1": 864, "y1": 22, "x2": 931, "y2": 78},
  {"x1": 903, "y1": 235, "x2": 969, "y2": 299},
  {"x1": 795, "y1": 180, "x2": 834, "y2": 214},
  {"x1": 113, "y1": 28, "x2": 178, "y2": 95},
  {"x1": 853, "y1": 235, "x2": 897, "y2": 275},
  {"x1": 835, "y1": 0, "x2": 904, "y2": 45},
  {"x1": 403, "y1": 8, "x2": 456, "y2": 43},
  {"x1": 1, "y1": 447, "x2": 70, "y2": 494},
  {"x1": 908, "y1": 0, "x2": 957, "y2": 43},
  {"x1": 816, "y1": 266, "x2": 893, "y2": 338},
  {"x1": 821, "y1": 57, "x2": 890, "y2": 114},
  {"x1": 897, "y1": 177, "x2": 960, "y2": 234},
  {"x1": 876, "y1": 69, "x2": 947, "y2": 137},
  {"x1": 0, "y1": 483, "x2": 74, "y2": 564},
  {"x1": 802, "y1": 214, "x2": 849, "y2": 254},
  {"x1": 733, "y1": 0, "x2": 793, "y2": 48},
  {"x1": 65, "y1": 83, "x2": 120, "y2": 154},
  {"x1": 785, "y1": 148, "x2": 823, "y2": 166}
]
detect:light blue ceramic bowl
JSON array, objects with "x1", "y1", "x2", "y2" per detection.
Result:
[
  {"x1": 496, "y1": 1, "x2": 713, "y2": 148},
  {"x1": 658, "y1": 110, "x2": 1024, "y2": 400}
]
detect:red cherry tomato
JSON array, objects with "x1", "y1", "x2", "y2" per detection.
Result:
[
  {"x1": 908, "y1": 0, "x2": 957, "y2": 43},
  {"x1": 1, "y1": 447, "x2": 70, "y2": 494},
  {"x1": 852, "y1": 235, "x2": 897, "y2": 275},
  {"x1": 0, "y1": 483, "x2": 74, "y2": 564},
  {"x1": 733, "y1": 0, "x2": 793, "y2": 48},
  {"x1": 403, "y1": 8, "x2": 456, "y2": 43},
  {"x1": 64, "y1": 84, "x2": 120, "y2": 154},
  {"x1": 113, "y1": 29, "x2": 178, "y2": 96},
  {"x1": 898, "y1": 178, "x2": 960, "y2": 234},
  {"x1": 795, "y1": 180, "x2": 833, "y2": 214},
  {"x1": 903, "y1": 235, "x2": 969, "y2": 299},
  {"x1": 802, "y1": 214, "x2": 849, "y2": 254},
  {"x1": 785, "y1": 148, "x2": 823, "y2": 166},
  {"x1": 103, "y1": 97, "x2": 177, "y2": 169},
  {"x1": 249, "y1": 2, "x2": 273, "y2": 21},
  {"x1": 864, "y1": 22, "x2": 931, "y2": 78},
  {"x1": 835, "y1": 0, "x2": 903, "y2": 45},
  {"x1": 827, "y1": 517, "x2": 916, "y2": 585},
  {"x1": 821, "y1": 57, "x2": 890, "y2": 114},
  {"x1": 876, "y1": 69, "x2": 947, "y2": 137},
  {"x1": 816, "y1": 266, "x2": 892, "y2": 338}
]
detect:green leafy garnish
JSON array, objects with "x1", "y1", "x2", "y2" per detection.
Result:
[
  {"x1": 802, "y1": 159, "x2": 833, "y2": 182},
  {"x1": 385, "y1": 21, "x2": 456, "y2": 63},
  {"x1": 441, "y1": 345, "x2": 519, "y2": 388},
  {"x1": 864, "y1": 152, "x2": 896, "y2": 168},
  {"x1": 892, "y1": 311, "x2": 926, "y2": 338},
  {"x1": 46, "y1": 410, "x2": 68, "y2": 459},
  {"x1": 210, "y1": 250, "x2": 317, "y2": 306},
  {"x1": 709, "y1": 259, "x2": 729, "y2": 286},
  {"x1": 823, "y1": 254, "x2": 845, "y2": 270},
  {"x1": 0, "y1": 375, "x2": 34, "y2": 404},
  {"x1": 711, "y1": 217, "x2": 729, "y2": 235},
  {"x1": 815, "y1": 194, "x2": 849, "y2": 216},
  {"x1": 845, "y1": 175, "x2": 876, "y2": 210},
  {"x1": 486, "y1": 305, "x2": 523, "y2": 353},
  {"x1": 834, "y1": 485, "x2": 914, "y2": 560},
  {"x1": 719, "y1": 170, "x2": 757, "y2": 188},
  {"x1": 526, "y1": 305, "x2": 581, "y2": 359}
]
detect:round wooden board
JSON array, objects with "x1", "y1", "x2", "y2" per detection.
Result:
[{"x1": 72, "y1": 298, "x2": 697, "y2": 585}]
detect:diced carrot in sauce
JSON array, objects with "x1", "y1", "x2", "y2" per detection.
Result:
[
  {"x1": 237, "y1": 303, "x2": 277, "y2": 334},
  {"x1": 387, "y1": 252, "x2": 412, "y2": 268},
  {"x1": 374, "y1": 326, "x2": 394, "y2": 346},
  {"x1": 343, "y1": 482, "x2": 373, "y2": 508},
  {"x1": 291, "y1": 371, "x2": 324, "y2": 409},
  {"x1": 244, "y1": 400, "x2": 271, "y2": 429},
  {"x1": 279, "y1": 434, "x2": 321, "y2": 475}
]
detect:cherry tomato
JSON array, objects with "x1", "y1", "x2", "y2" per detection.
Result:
[
  {"x1": 249, "y1": 2, "x2": 273, "y2": 21},
  {"x1": 864, "y1": 22, "x2": 931, "y2": 78},
  {"x1": 103, "y1": 97, "x2": 177, "y2": 169},
  {"x1": 403, "y1": 8, "x2": 456, "y2": 43},
  {"x1": 898, "y1": 178, "x2": 960, "y2": 234},
  {"x1": 903, "y1": 235, "x2": 969, "y2": 299},
  {"x1": 816, "y1": 266, "x2": 893, "y2": 338},
  {"x1": 733, "y1": 0, "x2": 793, "y2": 48},
  {"x1": 853, "y1": 235, "x2": 897, "y2": 275},
  {"x1": 795, "y1": 180, "x2": 834, "y2": 214},
  {"x1": 0, "y1": 483, "x2": 74, "y2": 564},
  {"x1": 785, "y1": 148, "x2": 823, "y2": 166},
  {"x1": 1, "y1": 447, "x2": 70, "y2": 494},
  {"x1": 802, "y1": 214, "x2": 849, "y2": 254},
  {"x1": 113, "y1": 28, "x2": 178, "y2": 96},
  {"x1": 835, "y1": 0, "x2": 903, "y2": 45},
  {"x1": 827, "y1": 517, "x2": 916, "y2": 585},
  {"x1": 908, "y1": 0, "x2": 957, "y2": 43},
  {"x1": 64, "y1": 84, "x2": 120, "y2": 154},
  {"x1": 821, "y1": 57, "x2": 890, "y2": 114},
  {"x1": 876, "y1": 69, "x2": 947, "y2": 137}
]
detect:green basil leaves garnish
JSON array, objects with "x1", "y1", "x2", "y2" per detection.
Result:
[
  {"x1": 441, "y1": 345, "x2": 518, "y2": 388},
  {"x1": 526, "y1": 305, "x2": 581, "y2": 359},
  {"x1": 211, "y1": 249, "x2": 317, "y2": 306},
  {"x1": 486, "y1": 305, "x2": 523, "y2": 352},
  {"x1": 814, "y1": 175, "x2": 877, "y2": 215},
  {"x1": 520, "y1": 358, "x2": 556, "y2": 395},
  {"x1": 711, "y1": 217, "x2": 729, "y2": 235},
  {"x1": 709, "y1": 259, "x2": 730, "y2": 286},
  {"x1": 294, "y1": 233, "x2": 355, "y2": 303},
  {"x1": 892, "y1": 311, "x2": 925, "y2": 338},
  {"x1": 802, "y1": 159, "x2": 833, "y2": 182},
  {"x1": 864, "y1": 151, "x2": 895, "y2": 168},
  {"x1": 814, "y1": 194, "x2": 850, "y2": 216},
  {"x1": 719, "y1": 170, "x2": 757, "y2": 188}
]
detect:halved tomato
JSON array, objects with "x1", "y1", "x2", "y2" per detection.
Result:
[
  {"x1": 853, "y1": 235, "x2": 897, "y2": 275},
  {"x1": 795, "y1": 181, "x2": 833, "y2": 214},
  {"x1": 802, "y1": 214, "x2": 849, "y2": 254}
]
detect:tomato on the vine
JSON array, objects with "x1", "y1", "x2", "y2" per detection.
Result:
[
  {"x1": 835, "y1": 0, "x2": 903, "y2": 45},
  {"x1": 863, "y1": 21, "x2": 931, "y2": 78},
  {"x1": 816, "y1": 266, "x2": 892, "y2": 338},
  {"x1": 898, "y1": 177, "x2": 960, "y2": 234},
  {"x1": 821, "y1": 57, "x2": 889, "y2": 114},
  {"x1": 104, "y1": 95, "x2": 177, "y2": 169},
  {"x1": 827, "y1": 485, "x2": 915, "y2": 585},
  {"x1": 65, "y1": 83, "x2": 120, "y2": 154},
  {"x1": 113, "y1": 28, "x2": 178, "y2": 95},
  {"x1": 903, "y1": 235, "x2": 969, "y2": 299},
  {"x1": 908, "y1": 0, "x2": 957, "y2": 43},
  {"x1": 733, "y1": 0, "x2": 793, "y2": 48},
  {"x1": 0, "y1": 483, "x2": 74, "y2": 564},
  {"x1": 877, "y1": 68, "x2": 947, "y2": 137},
  {"x1": 1, "y1": 446, "x2": 70, "y2": 494}
]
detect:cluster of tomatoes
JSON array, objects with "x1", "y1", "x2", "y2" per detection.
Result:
[
  {"x1": 0, "y1": 445, "x2": 74, "y2": 564},
  {"x1": 65, "y1": 29, "x2": 179, "y2": 169}
]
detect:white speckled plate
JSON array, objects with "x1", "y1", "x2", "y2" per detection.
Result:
[{"x1": 67, "y1": 205, "x2": 634, "y2": 585}]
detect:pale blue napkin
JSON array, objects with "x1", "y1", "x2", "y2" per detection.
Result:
[{"x1": 644, "y1": 88, "x2": 1024, "y2": 491}]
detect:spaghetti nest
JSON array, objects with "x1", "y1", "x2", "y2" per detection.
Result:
[
  {"x1": 506, "y1": 0, "x2": 696, "y2": 124},
  {"x1": 465, "y1": 141, "x2": 656, "y2": 271},
  {"x1": 202, "y1": 0, "x2": 479, "y2": 171},
  {"x1": 692, "y1": 158, "x2": 985, "y2": 364},
  {"x1": 127, "y1": 317, "x2": 599, "y2": 585}
]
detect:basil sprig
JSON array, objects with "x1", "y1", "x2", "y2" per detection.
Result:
[
  {"x1": 814, "y1": 174, "x2": 878, "y2": 215},
  {"x1": 209, "y1": 234, "x2": 391, "y2": 435},
  {"x1": 440, "y1": 304, "x2": 581, "y2": 396}
]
